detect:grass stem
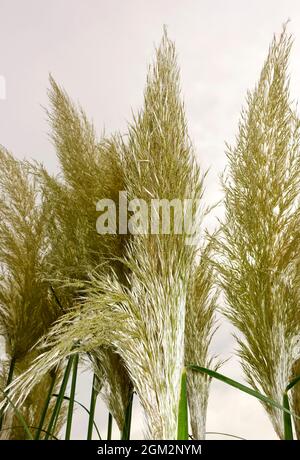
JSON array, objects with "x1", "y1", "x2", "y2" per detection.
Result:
[
  {"x1": 87, "y1": 373, "x2": 98, "y2": 440},
  {"x1": 121, "y1": 392, "x2": 133, "y2": 440},
  {"x1": 35, "y1": 369, "x2": 57, "y2": 440},
  {"x1": 65, "y1": 354, "x2": 79, "y2": 440},
  {"x1": 177, "y1": 368, "x2": 188, "y2": 440},
  {"x1": 283, "y1": 392, "x2": 293, "y2": 440},
  {"x1": 107, "y1": 412, "x2": 113, "y2": 440},
  {"x1": 44, "y1": 355, "x2": 74, "y2": 440}
]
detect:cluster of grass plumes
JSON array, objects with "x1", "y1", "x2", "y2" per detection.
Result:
[
  {"x1": 2, "y1": 26, "x2": 300, "y2": 441},
  {"x1": 1, "y1": 30, "x2": 217, "y2": 440},
  {"x1": 216, "y1": 27, "x2": 300, "y2": 439}
]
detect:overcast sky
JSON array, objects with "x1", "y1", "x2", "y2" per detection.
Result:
[{"x1": 2, "y1": 0, "x2": 300, "y2": 440}]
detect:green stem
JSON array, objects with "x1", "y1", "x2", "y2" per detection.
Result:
[
  {"x1": 177, "y1": 367, "x2": 188, "y2": 440},
  {"x1": 107, "y1": 412, "x2": 113, "y2": 440},
  {"x1": 283, "y1": 392, "x2": 293, "y2": 440},
  {"x1": 35, "y1": 369, "x2": 57, "y2": 440},
  {"x1": 44, "y1": 355, "x2": 74, "y2": 440},
  {"x1": 65, "y1": 354, "x2": 79, "y2": 440},
  {"x1": 283, "y1": 374, "x2": 300, "y2": 440},
  {"x1": 87, "y1": 373, "x2": 98, "y2": 440},
  {"x1": 0, "y1": 355, "x2": 16, "y2": 431},
  {"x1": 121, "y1": 392, "x2": 133, "y2": 440}
]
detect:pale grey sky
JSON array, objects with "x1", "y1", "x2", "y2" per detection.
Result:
[{"x1": 1, "y1": 0, "x2": 300, "y2": 439}]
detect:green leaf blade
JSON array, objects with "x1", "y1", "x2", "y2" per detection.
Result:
[
  {"x1": 177, "y1": 368, "x2": 188, "y2": 440},
  {"x1": 188, "y1": 365, "x2": 299, "y2": 419}
]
